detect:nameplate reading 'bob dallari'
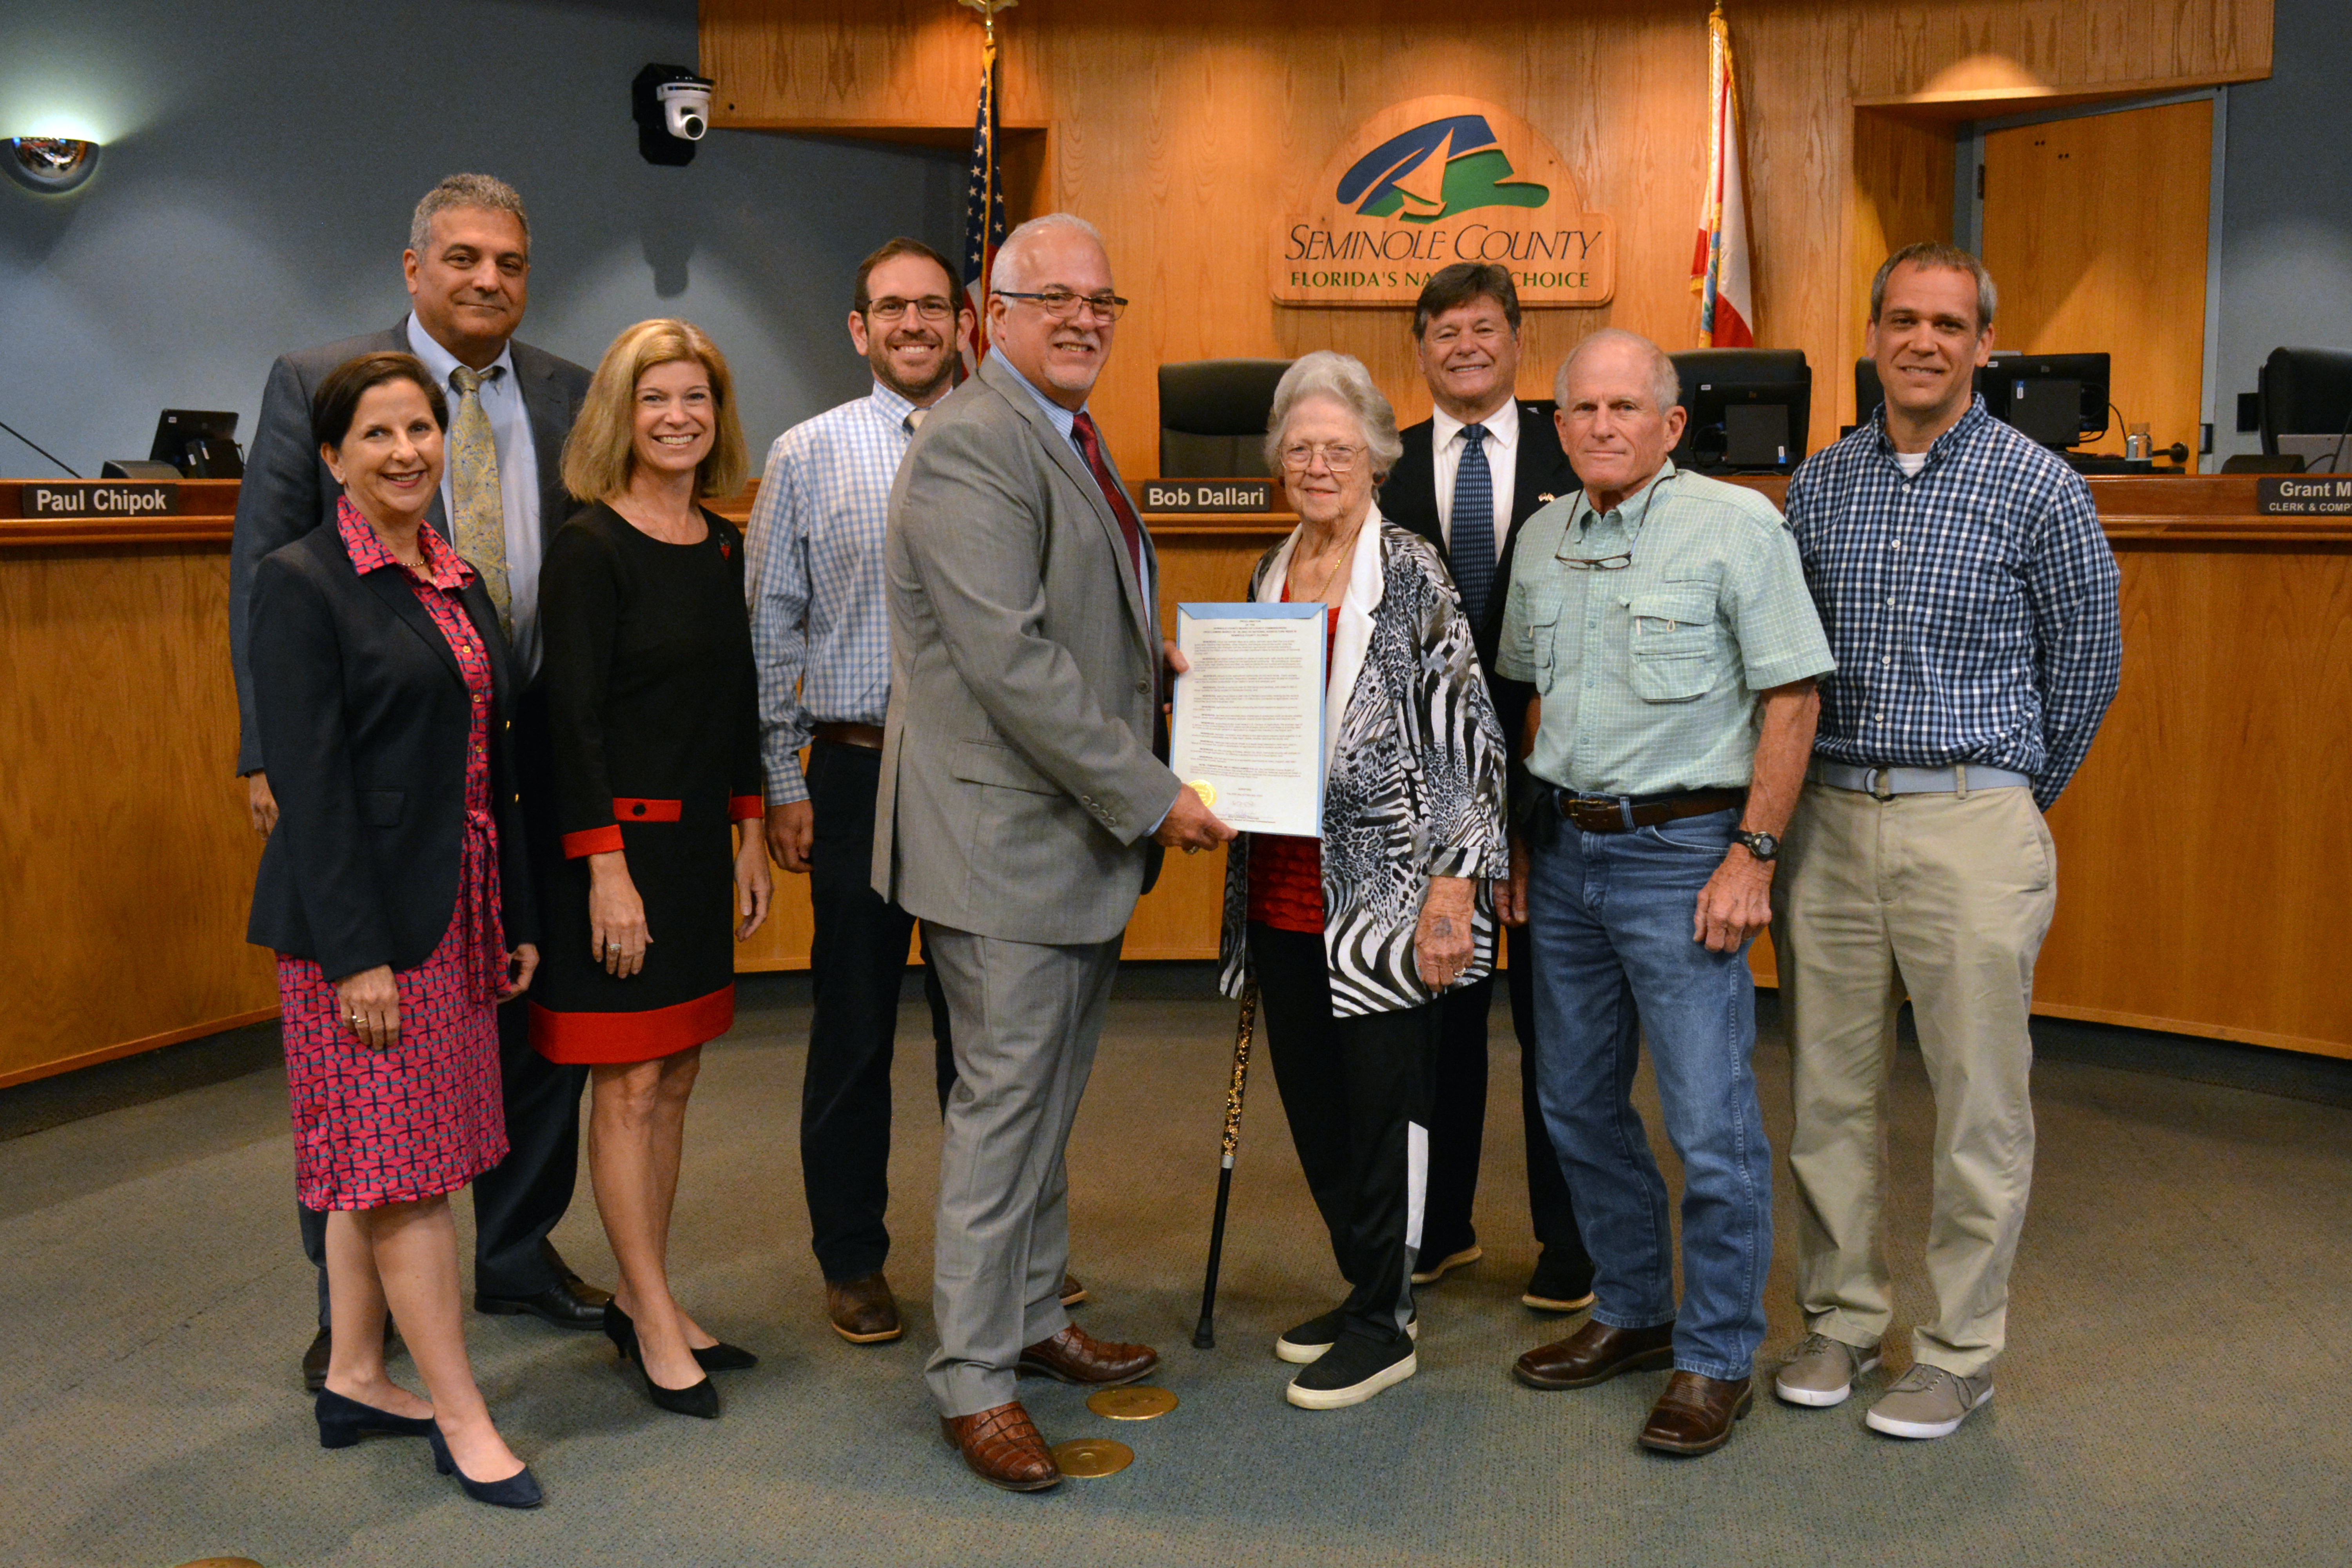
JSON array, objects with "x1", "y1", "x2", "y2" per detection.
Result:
[
  {"x1": 15, "y1": 481, "x2": 183, "y2": 517},
  {"x1": 2256, "y1": 475, "x2": 2352, "y2": 515},
  {"x1": 1138, "y1": 479, "x2": 1276, "y2": 513},
  {"x1": 1274, "y1": 96, "x2": 1615, "y2": 309}
]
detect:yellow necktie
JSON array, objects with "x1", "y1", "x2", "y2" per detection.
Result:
[{"x1": 447, "y1": 366, "x2": 510, "y2": 637}]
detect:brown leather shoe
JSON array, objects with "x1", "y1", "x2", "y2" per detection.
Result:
[
  {"x1": 824, "y1": 1271, "x2": 903, "y2": 1344},
  {"x1": 940, "y1": 1400, "x2": 1061, "y2": 1492},
  {"x1": 1638, "y1": 1370, "x2": 1754, "y2": 1455},
  {"x1": 1016, "y1": 1323, "x2": 1158, "y2": 1386},
  {"x1": 1059, "y1": 1272, "x2": 1089, "y2": 1307},
  {"x1": 1514, "y1": 1318, "x2": 1676, "y2": 1389}
]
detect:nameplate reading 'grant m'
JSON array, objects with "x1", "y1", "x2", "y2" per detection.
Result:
[
  {"x1": 1137, "y1": 480, "x2": 1275, "y2": 513},
  {"x1": 2255, "y1": 475, "x2": 2352, "y2": 516},
  {"x1": 16, "y1": 481, "x2": 183, "y2": 517}
]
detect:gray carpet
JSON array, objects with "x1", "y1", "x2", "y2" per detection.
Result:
[{"x1": 4, "y1": 975, "x2": 2348, "y2": 1566}]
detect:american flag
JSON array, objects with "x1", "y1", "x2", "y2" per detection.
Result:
[{"x1": 961, "y1": 28, "x2": 1007, "y2": 374}]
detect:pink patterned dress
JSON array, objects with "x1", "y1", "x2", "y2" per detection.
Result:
[{"x1": 278, "y1": 501, "x2": 510, "y2": 1210}]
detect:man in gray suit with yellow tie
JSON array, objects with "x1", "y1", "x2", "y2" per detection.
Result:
[
  {"x1": 875, "y1": 213, "x2": 1232, "y2": 1492},
  {"x1": 226, "y1": 174, "x2": 604, "y2": 1392}
]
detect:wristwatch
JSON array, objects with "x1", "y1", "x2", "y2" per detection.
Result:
[{"x1": 1732, "y1": 828, "x2": 1779, "y2": 862}]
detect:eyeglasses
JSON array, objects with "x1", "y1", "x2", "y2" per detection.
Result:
[
  {"x1": 992, "y1": 288, "x2": 1129, "y2": 323},
  {"x1": 1279, "y1": 441, "x2": 1363, "y2": 473},
  {"x1": 1561, "y1": 550, "x2": 1633, "y2": 571},
  {"x1": 866, "y1": 296, "x2": 958, "y2": 322}
]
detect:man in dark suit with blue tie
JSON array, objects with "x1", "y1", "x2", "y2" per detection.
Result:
[
  {"x1": 227, "y1": 174, "x2": 604, "y2": 1391},
  {"x1": 1379, "y1": 263, "x2": 1593, "y2": 1314}
]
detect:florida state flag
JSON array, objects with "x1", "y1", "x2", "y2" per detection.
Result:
[{"x1": 1691, "y1": 3, "x2": 1755, "y2": 347}]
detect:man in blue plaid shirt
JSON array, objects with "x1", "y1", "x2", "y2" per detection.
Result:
[
  {"x1": 746, "y1": 238, "x2": 978, "y2": 1348},
  {"x1": 1769, "y1": 243, "x2": 2121, "y2": 1439}
]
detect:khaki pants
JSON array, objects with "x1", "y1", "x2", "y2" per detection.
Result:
[{"x1": 1770, "y1": 781, "x2": 2056, "y2": 1377}]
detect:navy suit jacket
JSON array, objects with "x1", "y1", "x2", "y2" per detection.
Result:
[
  {"x1": 227, "y1": 323, "x2": 590, "y2": 774},
  {"x1": 245, "y1": 522, "x2": 537, "y2": 979}
]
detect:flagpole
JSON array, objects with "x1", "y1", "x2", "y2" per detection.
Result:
[{"x1": 957, "y1": 0, "x2": 1016, "y2": 367}]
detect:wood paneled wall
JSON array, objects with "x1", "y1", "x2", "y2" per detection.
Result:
[{"x1": 701, "y1": 0, "x2": 2270, "y2": 471}]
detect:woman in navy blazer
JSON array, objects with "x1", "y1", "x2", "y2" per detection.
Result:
[{"x1": 246, "y1": 351, "x2": 543, "y2": 1508}]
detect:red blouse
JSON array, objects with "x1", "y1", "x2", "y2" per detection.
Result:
[{"x1": 1245, "y1": 586, "x2": 1338, "y2": 933}]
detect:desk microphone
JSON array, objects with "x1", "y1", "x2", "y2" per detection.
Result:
[{"x1": 0, "y1": 417, "x2": 82, "y2": 479}]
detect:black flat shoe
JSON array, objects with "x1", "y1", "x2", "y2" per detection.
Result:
[
  {"x1": 426, "y1": 1428, "x2": 543, "y2": 1510},
  {"x1": 315, "y1": 1388, "x2": 436, "y2": 1448},
  {"x1": 608, "y1": 1300, "x2": 755, "y2": 1373}
]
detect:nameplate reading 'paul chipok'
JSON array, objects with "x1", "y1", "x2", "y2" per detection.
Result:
[
  {"x1": 1138, "y1": 480, "x2": 1276, "y2": 513},
  {"x1": 2255, "y1": 475, "x2": 2352, "y2": 515},
  {"x1": 15, "y1": 481, "x2": 183, "y2": 517},
  {"x1": 1273, "y1": 96, "x2": 1615, "y2": 308}
]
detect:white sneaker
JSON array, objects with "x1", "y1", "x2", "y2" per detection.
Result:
[
  {"x1": 1865, "y1": 1363, "x2": 1994, "y2": 1438},
  {"x1": 1773, "y1": 1332, "x2": 1883, "y2": 1408}
]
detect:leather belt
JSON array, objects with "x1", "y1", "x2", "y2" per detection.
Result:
[
  {"x1": 814, "y1": 722, "x2": 885, "y2": 751},
  {"x1": 1549, "y1": 786, "x2": 1747, "y2": 833},
  {"x1": 1809, "y1": 760, "x2": 2032, "y2": 798}
]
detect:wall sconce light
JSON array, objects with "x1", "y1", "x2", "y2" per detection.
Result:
[{"x1": 8, "y1": 136, "x2": 101, "y2": 194}]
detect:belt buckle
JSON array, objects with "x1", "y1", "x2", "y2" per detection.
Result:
[{"x1": 1867, "y1": 768, "x2": 1895, "y2": 802}]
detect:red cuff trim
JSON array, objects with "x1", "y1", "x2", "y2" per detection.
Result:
[
  {"x1": 562, "y1": 824, "x2": 624, "y2": 858},
  {"x1": 528, "y1": 986, "x2": 736, "y2": 1063},
  {"x1": 728, "y1": 795, "x2": 764, "y2": 822},
  {"x1": 613, "y1": 797, "x2": 682, "y2": 822}
]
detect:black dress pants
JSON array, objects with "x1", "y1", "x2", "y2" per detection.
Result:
[
  {"x1": 299, "y1": 996, "x2": 588, "y2": 1326},
  {"x1": 1252, "y1": 923, "x2": 1439, "y2": 1343},
  {"x1": 1419, "y1": 924, "x2": 1593, "y2": 1292},
  {"x1": 800, "y1": 739, "x2": 954, "y2": 1283}
]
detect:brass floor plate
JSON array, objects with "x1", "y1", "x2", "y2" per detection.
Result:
[
  {"x1": 1087, "y1": 1384, "x2": 1178, "y2": 1420},
  {"x1": 1050, "y1": 1437, "x2": 1134, "y2": 1477}
]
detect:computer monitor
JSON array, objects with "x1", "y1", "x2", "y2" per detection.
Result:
[
  {"x1": 148, "y1": 409, "x2": 244, "y2": 478},
  {"x1": 1853, "y1": 354, "x2": 2107, "y2": 449},
  {"x1": 2257, "y1": 345, "x2": 2352, "y2": 460},
  {"x1": 1979, "y1": 352, "x2": 2109, "y2": 448},
  {"x1": 1668, "y1": 349, "x2": 1810, "y2": 474}
]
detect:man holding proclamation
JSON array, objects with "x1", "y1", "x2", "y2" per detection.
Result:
[
  {"x1": 227, "y1": 174, "x2": 604, "y2": 1391},
  {"x1": 748, "y1": 238, "x2": 973, "y2": 1348},
  {"x1": 1379, "y1": 261, "x2": 1592, "y2": 1312},
  {"x1": 874, "y1": 213, "x2": 1232, "y2": 1491},
  {"x1": 1769, "y1": 243, "x2": 2120, "y2": 1439},
  {"x1": 1500, "y1": 330, "x2": 1831, "y2": 1458}
]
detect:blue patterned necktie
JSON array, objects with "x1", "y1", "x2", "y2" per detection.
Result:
[{"x1": 1449, "y1": 421, "x2": 1496, "y2": 626}]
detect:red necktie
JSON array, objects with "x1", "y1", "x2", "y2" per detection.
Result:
[{"x1": 1071, "y1": 411, "x2": 1145, "y2": 587}]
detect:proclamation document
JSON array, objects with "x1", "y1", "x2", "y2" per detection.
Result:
[{"x1": 1168, "y1": 602, "x2": 1327, "y2": 838}]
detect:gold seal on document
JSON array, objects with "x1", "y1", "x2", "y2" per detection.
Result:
[
  {"x1": 1050, "y1": 1437, "x2": 1135, "y2": 1477},
  {"x1": 1088, "y1": 1385, "x2": 1178, "y2": 1420},
  {"x1": 1189, "y1": 780, "x2": 1216, "y2": 807}
]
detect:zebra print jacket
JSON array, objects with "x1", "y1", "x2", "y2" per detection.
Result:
[{"x1": 1218, "y1": 510, "x2": 1510, "y2": 1017}]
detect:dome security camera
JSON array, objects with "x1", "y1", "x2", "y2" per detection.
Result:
[
  {"x1": 658, "y1": 80, "x2": 712, "y2": 142},
  {"x1": 632, "y1": 64, "x2": 716, "y2": 167}
]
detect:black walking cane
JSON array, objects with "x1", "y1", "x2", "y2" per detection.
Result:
[{"x1": 1192, "y1": 981, "x2": 1260, "y2": 1349}]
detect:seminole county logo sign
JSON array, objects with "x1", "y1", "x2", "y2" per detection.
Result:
[{"x1": 1274, "y1": 96, "x2": 1614, "y2": 308}]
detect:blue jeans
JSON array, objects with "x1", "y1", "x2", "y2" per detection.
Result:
[{"x1": 1523, "y1": 806, "x2": 1772, "y2": 1381}]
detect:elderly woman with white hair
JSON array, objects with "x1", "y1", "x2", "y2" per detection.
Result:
[{"x1": 1216, "y1": 350, "x2": 1509, "y2": 1410}]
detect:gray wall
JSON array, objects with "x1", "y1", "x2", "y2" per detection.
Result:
[
  {"x1": 0, "y1": 0, "x2": 964, "y2": 478},
  {"x1": 2214, "y1": 0, "x2": 2352, "y2": 458}
]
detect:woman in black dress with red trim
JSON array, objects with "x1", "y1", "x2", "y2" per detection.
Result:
[{"x1": 535, "y1": 319, "x2": 771, "y2": 1417}]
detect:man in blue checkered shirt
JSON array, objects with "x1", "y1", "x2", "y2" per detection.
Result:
[
  {"x1": 1769, "y1": 243, "x2": 2121, "y2": 1440},
  {"x1": 746, "y1": 238, "x2": 977, "y2": 1349}
]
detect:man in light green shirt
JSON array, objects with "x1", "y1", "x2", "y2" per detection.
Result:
[{"x1": 1497, "y1": 329, "x2": 1831, "y2": 1460}]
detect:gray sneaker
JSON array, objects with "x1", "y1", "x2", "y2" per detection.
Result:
[
  {"x1": 1773, "y1": 1333, "x2": 1882, "y2": 1408},
  {"x1": 1865, "y1": 1363, "x2": 1993, "y2": 1438}
]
